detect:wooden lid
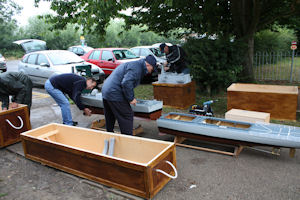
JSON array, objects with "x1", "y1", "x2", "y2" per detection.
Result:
[{"x1": 227, "y1": 83, "x2": 298, "y2": 94}]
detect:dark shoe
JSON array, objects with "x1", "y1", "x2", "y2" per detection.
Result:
[{"x1": 72, "y1": 121, "x2": 78, "y2": 126}]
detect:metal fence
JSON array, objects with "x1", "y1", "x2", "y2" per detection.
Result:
[{"x1": 253, "y1": 51, "x2": 299, "y2": 82}]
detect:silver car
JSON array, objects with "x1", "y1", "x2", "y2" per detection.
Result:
[
  {"x1": 67, "y1": 45, "x2": 94, "y2": 56},
  {"x1": 15, "y1": 40, "x2": 105, "y2": 86},
  {"x1": 130, "y1": 46, "x2": 166, "y2": 68},
  {"x1": 0, "y1": 53, "x2": 7, "y2": 72},
  {"x1": 18, "y1": 50, "x2": 105, "y2": 86}
]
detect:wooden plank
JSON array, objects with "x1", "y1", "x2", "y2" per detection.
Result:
[
  {"x1": 289, "y1": 148, "x2": 296, "y2": 158},
  {"x1": 225, "y1": 109, "x2": 270, "y2": 123},
  {"x1": 173, "y1": 136, "x2": 239, "y2": 156},
  {"x1": 37, "y1": 130, "x2": 58, "y2": 139}
]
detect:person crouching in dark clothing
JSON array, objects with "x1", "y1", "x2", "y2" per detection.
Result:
[
  {"x1": 101, "y1": 55, "x2": 157, "y2": 135},
  {"x1": 44, "y1": 73, "x2": 97, "y2": 126},
  {"x1": 159, "y1": 43, "x2": 190, "y2": 74},
  {"x1": 0, "y1": 71, "x2": 33, "y2": 112}
]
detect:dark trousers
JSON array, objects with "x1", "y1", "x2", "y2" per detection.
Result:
[{"x1": 103, "y1": 99, "x2": 133, "y2": 135}]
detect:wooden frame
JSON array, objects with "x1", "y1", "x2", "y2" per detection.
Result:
[
  {"x1": 0, "y1": 104, "x2": 31, "y2": 148},
  {"x1": 21, "y1": 124, "x2": 177, "y2": 199}
]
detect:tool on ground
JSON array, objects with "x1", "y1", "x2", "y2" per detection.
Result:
[{"x1": 189, "y1": 100, "x2": 216, "y2": 117}]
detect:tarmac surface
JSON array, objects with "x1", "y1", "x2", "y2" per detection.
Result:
[
  {"x1": 1, "y1": 61, "x2": 300, "y2": 199},
  {"x1": 0, "y1": 87, "x2": 300, "y2": 200}
]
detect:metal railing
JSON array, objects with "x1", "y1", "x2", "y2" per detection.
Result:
[{"x1": 253, "y1": 51, "x2": 299, "y2": 82}]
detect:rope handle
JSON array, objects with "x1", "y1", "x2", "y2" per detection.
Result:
[
  {"x1": 155, "y1": 160, "x2": 178, "y2": 179},
  {"x1": 5, "y1": 116, "x2": 24, "y2": 130}
]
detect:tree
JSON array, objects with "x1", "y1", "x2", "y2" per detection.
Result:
[
  {"x1": 35, "y1": 0, "x2": 300, "y2": 80},
  {"x1": 19, "y1": 16, "x2": 80, "y2": 50},
  {"x1": 0, "y1": 0, "x2": 21, "y2": 49}
]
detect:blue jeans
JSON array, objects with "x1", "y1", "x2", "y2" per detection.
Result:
[{"x1": 44, "y1": 79, "x2": 73, "y2": 125}]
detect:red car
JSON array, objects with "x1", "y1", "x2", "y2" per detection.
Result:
[{"x1": 81, "y1": 48, "x2": 140, "y2": 75}]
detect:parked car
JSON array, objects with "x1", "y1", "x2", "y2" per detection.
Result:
[
  {"x1": 14, "y1": 39, "x2": 105, "y2": 86},
  {"x1": 67, "y1": 45, "x2": 94, "y2": 56},
  {"x1": 81, "y1": 48, "x2": 140, "y2": 75},
  {"x1": 13, "y1": 39, "x2": 47, "y2": 53},
  {"x1": 130, "y1": 46, "x2": 166, "y2": 69},
  {"x1": 0, "y1": 53, "x2": 7, "y2": 72}
]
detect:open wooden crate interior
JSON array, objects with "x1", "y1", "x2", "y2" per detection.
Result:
[
  {"x1": 165, "y1": 114, "x2": 196, "y2": 121},
  {"x1": 204, "y1": 119, "x2": 251, "y2": 129},
  {"x1": 228, "y1": 83, "x2": 298, "y2": 94},
  {"x1": 23, "y1": 124, "x2": 171, "y2": 164}
]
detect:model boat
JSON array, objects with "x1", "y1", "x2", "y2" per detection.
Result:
[
  {"x1": 158, "y1": 72, "x2": 191, "y2": 84},
  {"x1": 157, "y1": 112, "x2": 300, "y2": 148},
  {"x1": 80, "y1": 92, "x2": 163, "y2": 120}
]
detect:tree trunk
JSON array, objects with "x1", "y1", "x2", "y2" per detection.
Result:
[{"x1": 241, "y1": 34, "x2": 255, "y2": 82}]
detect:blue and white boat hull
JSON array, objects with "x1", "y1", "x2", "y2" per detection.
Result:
[{"x1": 157, "y1": 112, "x2": 300, "y2": 148}]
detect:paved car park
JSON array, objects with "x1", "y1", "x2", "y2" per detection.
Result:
[{"x1": 0, "y1": 61, "x2": 300, "y2": 200}]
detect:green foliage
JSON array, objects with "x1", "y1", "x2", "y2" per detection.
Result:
[
  {"x1": 17, "y1": 16, "x2": 80, "y2": 50},
  {"x1": 0, "y1": 0, "x2": 21, "y2": 51},
  {"x1": 254, "y1": 26, "x2": 297, "y2": 52},
  {"x1": 183, "y1": 37, "x2": 243, "y2": 95},
  {"x1": 85, "y1": 19, "x2": 181, "y2": 48}
]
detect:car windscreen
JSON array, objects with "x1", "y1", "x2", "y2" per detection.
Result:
[
  {"x1": 113, "y1": 50, "x2": 139, "y2": 60},
  {"x1": 150, "y1": 48, "x2": 165, "y2": 57},
  {"x1": 47, "y1": 51, "x2": 84, "y2": 65}
]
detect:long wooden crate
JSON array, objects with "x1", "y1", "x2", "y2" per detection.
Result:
[
  {"x1": 0, "y1": 104, "x2": 31, "y2": 148},
  {"x1": 21, "y1": 124, "x2": 177, "y2": 199},
  {"x1": 227, "y1": 83, "x2": 298, "y2": 121}
]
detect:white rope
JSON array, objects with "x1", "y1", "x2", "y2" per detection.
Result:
[
  {"x1": 5, "y1": 116, "x2": 24, "y2": 130},
  {"x1": 156, "y1": 161, "x2": 178, "y2": 179}
]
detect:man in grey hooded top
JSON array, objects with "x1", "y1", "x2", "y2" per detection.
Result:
[{"x1": 101, "y1": 55, "x2": 157, "y2": 135}]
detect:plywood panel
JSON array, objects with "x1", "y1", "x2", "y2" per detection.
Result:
[{"x1": 225, "y1": 109, "x2": 270, "y2": 123}]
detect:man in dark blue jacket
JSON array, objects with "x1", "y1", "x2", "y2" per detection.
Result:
[
  {"x1": 45, "y1": 73, "x2": 97, "y2": 126},
  {"x1": 101, "y1": 55, "x2": 157, "y2": 135}
]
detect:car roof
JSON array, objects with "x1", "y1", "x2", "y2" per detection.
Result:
[
  {"x1": 70, "y1": 45, "x2": 93, "y2": 49},
  {"x1": 131, "y1": 46, "x2": 158, "y2": 49},
  {"x1": 93, "y1": 48, "x2": 129, "y2": 51},
  {"x1": 25, "y1": 50, "x2": 77, "y2": 55},
  {"x1": 13, "y1": 39, "x2": 46, "y2": 45}
]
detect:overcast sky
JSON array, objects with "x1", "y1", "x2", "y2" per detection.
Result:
[{"x1": 13, "y1": 0, "x2": 52, "y2": 26}]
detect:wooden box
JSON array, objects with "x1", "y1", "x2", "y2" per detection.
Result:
[
  {"x1": 227, "y1": 83, "x2": 298, "y2": 121},
  {"x1": 225, "y1": 109, "x2": 270, "y2": 123},
  {"x1": 0, "y1": 104, "x2": 31, "y2": 148},
  {"x1": 21, "y1": 124, "x2": 177, "y2": 199},
  {"x1": 152, "y1": 81, "x2": 195, "y2": 109}
]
